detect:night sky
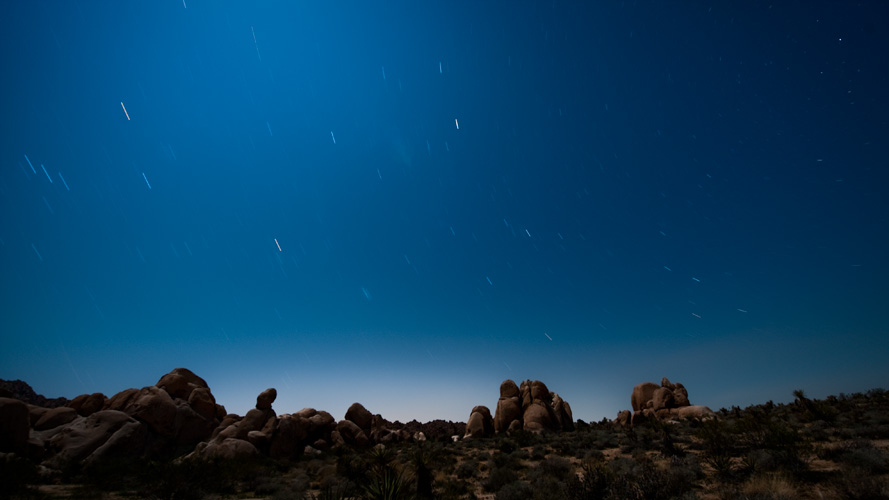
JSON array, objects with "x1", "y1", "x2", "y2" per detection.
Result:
[{"x1": 2, "y1": 1, "x2": 887, "y2": 423}]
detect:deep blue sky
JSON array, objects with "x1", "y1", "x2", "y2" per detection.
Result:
[{"x1": 2, "y1": 1, "x2": 887, "y2": 423}]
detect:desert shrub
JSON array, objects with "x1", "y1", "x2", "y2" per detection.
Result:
[
  {"x1": 566, "y1": 460, "x2": 613, "y2": 500},
  {"x1": 510, "y1": 429, "x2": 540, "y2": 447},
  {"x1": 832, "y1": 467, "x2": 889, "y2": 500},
  {"x1": 659, "y1": 423, "x2": 684, "y2": 458},
  {"x1": 437, "y1": 477, "x2": 472, "y2": 499},
  {"x1": 316, "y1": 478, "x2": 356, "y2": 500},
  {"x1": 456, "y1": 459, "x2": 479, "y2": 479},
  {"x1": 714, "y1": 473, "x2": 797, "y2": 500},
  {"x1": 595, "y1": 429, "x2": 619, "y2": 449},
  {"x1": 498, "y1": 437, "x2": 518, "y2": 454},
  {"x1": 490, "y1": 451, "x2": 521, "y2": 470},
  {"x1": 528, "y1": 457, "x2": 573, "y2": 498},
  {"x1": 835, "y1": 440, "x2": 889, "y2": 475},
  {"x1": 530, "y1": 445, "x2": 547, "y2": 460},
  {"x1": 483, "y1": 466, "x2": 519, "y2": 493},
  {"x1": 566, "y1": 456, "x2": 696, "y2": 500},
  {"x1": 496, "y1": 480, "x2": 534, "y2": 500},
  {"x1": 666, "y1": 454, "x2": 704, "y2": 484}
]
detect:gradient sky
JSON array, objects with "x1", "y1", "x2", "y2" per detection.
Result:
[{"x1": 2, "y1": 1, "x2": 887, "y2": 424}]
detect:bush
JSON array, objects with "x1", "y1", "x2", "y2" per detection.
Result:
[
  {"x1": 483, "y1": 467, "x2": 519, "y2": 493},
  {"x1": 456, "y1": 459, "x2": 478, "y2": 479},
  {"x1": 835, "y1": 440, "x2": 889, "y2": 474},
  {"x1": 496, "y1": 480, "x2": 534, "y2": 500}
]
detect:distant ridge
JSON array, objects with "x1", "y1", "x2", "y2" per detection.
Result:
[{"x1": 0, "y1": 379, "x2": 69, "y2": 408}]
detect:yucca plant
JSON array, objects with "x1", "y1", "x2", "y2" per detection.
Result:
[{"x1": 361, "y1": 467, "x2": 410, "y2": 500}]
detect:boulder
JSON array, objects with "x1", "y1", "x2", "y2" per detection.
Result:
[
  {"x1": 84, "y1": 419, "x2": 149, "y2": 467},
  {"x1": 631, "y1": 382, "x2": 660, "y2": 412},
  {"x1": 661, "y1": 377, "x2": 675, "y2": 391},
  {"x1": 345, "y1": 402, "x2": 373, "y2": 433},
  {"x1": 156, "y1": 368, "x2": 208, "y2": 400},
  {"x1": 669, "y1": 405, "x2": 714, "y2": 419},
  {"x1": 335, "y1": 420, "x2": 370, "y2": 447},
  {"x1": 651, "y1": 387, "x2": 675, "y2": 411},
  {"x1": 500, "y1": 380, "x2": 520, "y2": 398},
  {"x1": 616, "y1": 410, "x2": 631, "y2": 427},
  {"x1": 68, "y1": 393, "x2": 106, "y2": 417},
  {"x1": 673, "y1": 384, "x2": 690, "y2": 407},
  {"x1": 44, "y1": 410, "x2": 143, "y2": 468},
  {"x1": 238, "y1": 408, "x2": 276, "y2": 439},
  {"x1": 247, "y1": 430, "x2": 270, "y2": 452},
  {"x1": 552, "y1": 394, "x2": 574, "y2": 431},
  {"x1": 256, "y1": 388, "x2": 277, "y2": 410},
  {"x1": 494, "y1": 397, "x2": 521, "y2": 433},
  {"x1": 530, "y1": 381, "x2": 551, "y2": 403},
  {"x1": 464, "y1": 406, "x2": 493, "y2": 439},
  {"x1": 211, "y1": 414, "x2": 241, "y2": 439},
  {"x1": 34, "y1": 407, "x2": 78, "y2": 431},
  {"x1": 0, "y1": 397, "x2": 30, "y2": 454},
  {"x1": 520, "y1": 381, "x2": 532, "y2": 410},
  {"x1": 187, "y1": 387, "x2": 218, "y2": 420},
  {"x1": 523, "y1": 403, "x2": 553, "y2": 433},
  {"x1": 172, "y1": 400, "x2": 215, "y2": 445},
  {"x1": 27, "y1": 405, "x2": 49, "y2": 427},
  {"x1": 306, "y1": 411, "x2": 336, "y2": 439},
  {"x1": 80, "y1": 393, "x2": 107, "y2": 417},
  {"x1": 269, "y1": 415, "x2": 308, "y2": 459},
  {"x1": 67, "y1": 394, "x2": 88, "y2": 413},
  {"x1": 192, "y1": 438, "x2": 259, "y2": 460},
  {"x1": 125, "y1": 386, "x2": 177, "y2": 436},
  {"x1": 105, "y1": 388, "x2": 139, "y2": 412}
]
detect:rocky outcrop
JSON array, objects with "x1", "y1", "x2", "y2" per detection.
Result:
[
  {"x1": 332, "y1": 402, "x2": 375, "y2": 448},
  {"x1": 9, "y1": 368, "x2": 226, "y2": 469},
  {"x1": 67, "y1": 393, "x2": 107, "y2": 417},
  {"x1": 0, "y1": 397, "x2": 30, "y2": 454},
  {"x1": 464, "y1": 406, "x2": 494, "y2": 439},
  {"x1": 3, "y1": 369, "x2": 468, "y2": 467},
  {"x1": 33, "y1": 407, "x2": 77, "y2": 431},
  {"x1": 620, "y1": 377, "x2": 713, "y2": 426},
  {"x1": 43, "y1": 410, "x2": 148, "y2": 469},
  {"x1": 0, "y1": 380, "x2": 69, "y2": 408},
  {"x1": 490, "y1": 380, "x2": 573, "y2": 435}
]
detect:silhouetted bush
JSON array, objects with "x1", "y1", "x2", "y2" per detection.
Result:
[
  {"x1": 495, "y1": 480, "x2": 534, "y2": 500},
  {"x1": 456, "y1": 458, "x2": 479, "y2": 479},
  {"x1": 483, "y1": 466, "x2": 519, "y2": 493}
]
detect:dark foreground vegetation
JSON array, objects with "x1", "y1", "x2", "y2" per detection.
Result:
[{"x1": 3, "y1": 388, "x2": 888, "y2": 500}]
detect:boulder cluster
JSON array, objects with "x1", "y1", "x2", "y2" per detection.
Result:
[
  {"x1": 0, "y1": 368, "x2": 225, "y2": 469},
  {"x1": 465, "y1": 379, "x2": 574, "y2": 438},
  {"x1": 0, "y1": 368, "x2": 440, "y2": 469},
  {"x1": 616, "y1": 377, "x2": 714, "y2": 427}
]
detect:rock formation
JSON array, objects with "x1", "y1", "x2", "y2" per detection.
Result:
[
  {"x1": 468, "y1": 379, "x2": 573, "y2": 437},
  {"x1": 464, "y1": 405, "x2": 494, "y2": 439},
  {"x1": 620, "y1": 377, "x2": 713, "y2": 426},
  {"x1": 2, "y1": 369, "x2": 466, "y2": 468},
  {"x1": 4, "y1": 368, "x2": 226, "y2": 468},
  {"x1": 0, "y1": 379, "x2": 69, "y2": 408}
]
